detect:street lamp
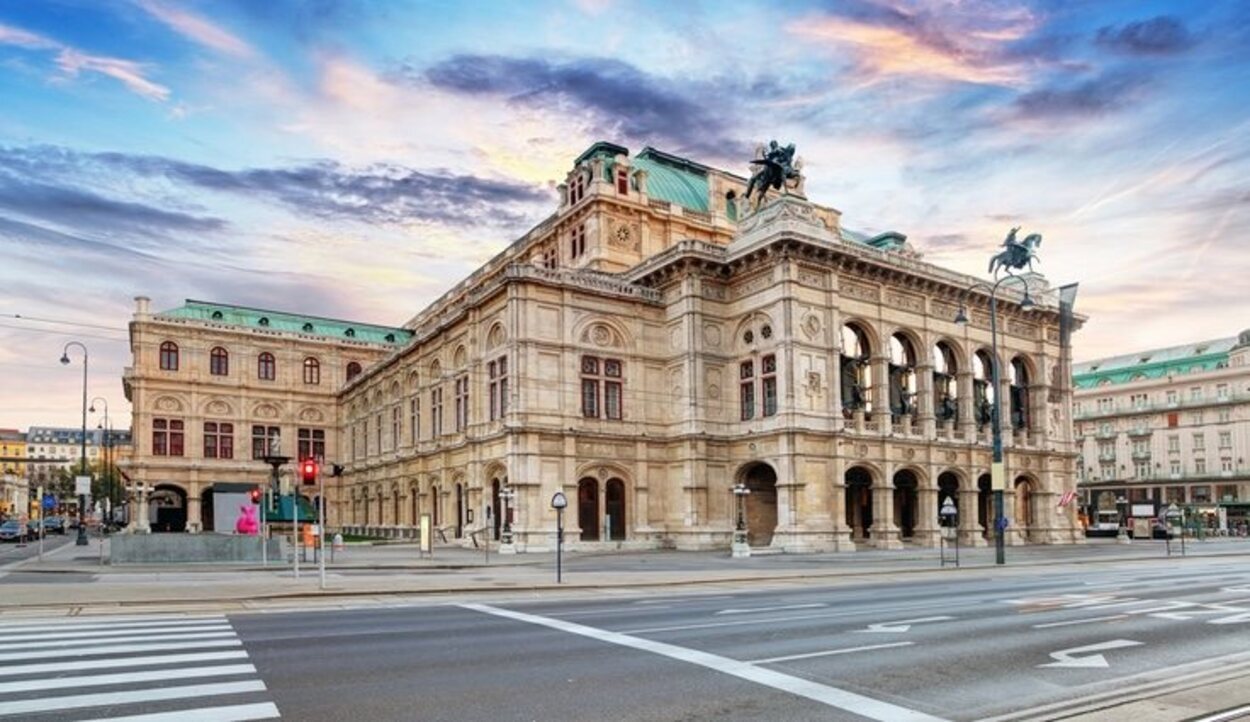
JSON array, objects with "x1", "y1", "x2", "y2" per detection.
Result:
[
  {"x1": 955, "y1": 271, "x2": 1034, "y2": 566},
  {"x1": 89, "y1": 397, "x2": 111, "y2": 532},
  {"x1": 499, "y1": 484, "x2": 516, "y2": 546},
  {"x1": 551, "y1": 490, "x2": 567, "y2": 583},
  {"x1": 60, "y1": 341, "x2": 89, "y2": 546},
  {"x1": 940, "y1": 496, "x2": 959, "y2": 567},
  {"x1": 731, "y1": 481, "x2": 751, "y2": 558}
]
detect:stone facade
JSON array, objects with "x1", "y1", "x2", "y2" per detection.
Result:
[
  {"x1": 337, "y1": 143, "x2": 1084, "y2": 552},
  {"x1": 121, "y1": 298, "x2": 410, "y2": 532},
  {"x1": 1074, "y1": 331, "x2": 1250, "y2": 532}
]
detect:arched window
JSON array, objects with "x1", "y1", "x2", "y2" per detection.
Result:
[
  {"x1": 209, "y1": 346, "x2": 229, "y2": 376},
  {"x1": 973, "y1": 350, "x2": 995, "y2": 427},
  {"x1": 303, "y1": 357, "x2": 320, "y2": 385},
  {"x1": 159, "y1": 341, "x2": 179, "y2": 371},
  {"x1": 840, "y1": 324, "x2": 872, "y2": 414},
  {"x1": 933, "y1": 342, "x2": 958, "y2": 422},
  {"x1": 346, "y1": 361, "x2": 362, "y2": 382},
  {"x1": 888, "y1": 333, "x2": 917, "y2": 420},
  {"x1": 258, "y1": 352, "x2": 276, "y2": 381},
  {"x1": 1010, "y1": 357, "x2": 1031, "y2": 431}
]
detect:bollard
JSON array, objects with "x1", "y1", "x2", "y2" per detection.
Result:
[{"x1": 333, "y1": 532, "x2": 344, "y2": 551}]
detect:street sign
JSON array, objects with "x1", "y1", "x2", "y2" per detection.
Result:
[
  {"x1": 75, "y1": 476, "x2": 91, "y2": 495},
  {"x1": 42, "y1": 494, "x2": 55, "y2": 510},
  {"x1": 990, "y1": 462, "x2": 1005, "y2": 491}
]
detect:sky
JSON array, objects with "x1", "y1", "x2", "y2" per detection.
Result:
[{"x1": 0, "y1": 0, "x2": 1248, "y2": 430}]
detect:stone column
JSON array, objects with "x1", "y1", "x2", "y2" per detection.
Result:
[
  {"x1": 915, "y1": 483, "x2": 939, "y2": 547},
  {"x1": 872, "y1": 473, "x2": 902, "y2": 549},
  {"x1": 186, "y1": 486, "x2": 202, "y2": 534},
  {"x1": 958, "y1": 488, "x2": 984, "y2": 546},
  {"x1": 871, "y1": 355, "x2": 890, "y2": 432},
  {"x1": 1004, "y1": 488, "x2": 1022, "y2": 545},
  {"x1": 957, "y1": 371, "x2": 976, "y2": 441},
  {"x1": 916, "y1": 363, "x2": 935, "y2": 439}
]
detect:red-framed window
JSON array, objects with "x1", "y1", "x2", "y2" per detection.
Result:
[
  {"x1": 581, "y1": 356, "x2": 623, "y2": 420},
  {"x1": 153, "y1": 418, "x2": 184, "y2": 456},
  {"x1": 258, "y1": 352, "x2": 276, "y2": 381},
  {"x1": 209, "y1": 346, "x2": 229, "y2": 376},
  {"x1": 251, "y1": 425, "x2": 280, "y2": 459},
  {"x1": 203, "y1": 421, "x2": 233, "y2": 459},
  {"x1": 489, "y1": 356, "x2": 508, "y2": 421},
  {"x1": 346, "y1": 361, "x2": 362, "y2": 381},
  {"x1": 303, "y1": 357, "x2": 320, "y2": 385},
  {"x1": 159, "y1": 342, "x2": 179, "y2": 371},
  {"x1": 740, "y1": 361, "x2": 755, "y2": 420},
  {"x1": 298, "y1": 428, "x2": 325, "y2": 461}
]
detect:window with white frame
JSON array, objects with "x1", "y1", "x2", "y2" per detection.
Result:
[
  {"x1": 409, "y1": 397, "x2": 419, "y2": 444},
  {"x1": 581, "y1": 356, "x2": 622, "y2": 419},
  {"x1": 1195, "y1": 457, "x2": 1207, "y2": 474},
  {"x1": 489, "y1": 356, "x2": 508, "y2": 421},
  {"x1": 1219, "y1": 430, "x2": 1232, "y2": 448},
  {"x1": 1193, "y1": 432, "x2": 1205, "y2": 450},
  {"x1": 1170, "y1": 460, "x2": 1181, "y2": 477},
  {"x1": 454, "y1": 375, "x2": 469, "y2": 432}
]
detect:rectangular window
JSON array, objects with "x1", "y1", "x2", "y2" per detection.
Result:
[
  {"x1": 1171, "y1": 460, "x2": 1181, "y2": 477},
  {"x1": 1219, "y1": 408, "x2": 1231, "y2": 423},
  {"x1": 298, "y1": 428, "x2": 325, "y2": 461},
  {"x1": 153, "y1": 418, "x2": 182, "y2": 457},
  {"x1": 604, "y1": 358, "x2": 622, "y2": 420},
  {"x1": 252, "y1": 425, "x2": 280, "y2": 459},
  {"x1": 1217, "y1": 383, "x2": 1230, "y2": 399},
  {"x1": 1192, "y1": 486, "x2": 1211, "y2": 503},
  {"x1": 1168, "y1": 435, "x2": 1180, "y2": 453},
  {"x1": 1135, "y1": 461, "x2": 1151, "y2": 479},
  {"x1": 1167, "y1": 412, "x2": 1179, "y2": 428},
  {"x1": 1100, "y1": 463, "x2": 1115, "y2": 480},
  {"x1": 431, "y1": 387, "x2": 443, "y2": 436},
  {"x1": 616, "y1": 168, "x2": 629, "y2": 194},
  {"x1": 410, "y1": 397, "x2": 419, "y2": 444},
  {"x1": 1221, "y1": 457, "x2": 1233, "y2": 473},
  {"x1": 740, "y1": 361, "x2": 755, "y2": 420},
  {"x1": 542, "y1": 246, "x2": 558, "y2": 269},
  {"x1": 203, "y1": 421, "x2": 233, "y2": 459},
  {"x1": 489, "y1": 357, "x2": 508, "y2": 421},
  {"x1": 570, "y1": 224, "x2": 587, "y2": 259},
  {"x1": 1220, "y1": 431, "x2": 1232, "y2": 448},
  {"x1": 1193, "y1": 432, "x2": 1205, "y2": 450},
  {"x1": 1166, "y1": 390, "x2": 1178, "y2": 406},
  {"x1": 391, "y1": 406, "x2": 401, "y2": 449},
  {"x1": 1130, "y1": 393, "x2": 1147, "y2": 409},
  {"x1": 455, "y1": 375, "x2": 469, "y2": 432},
  {"x1": 1190, "y1": 386, "x2": 1202, "y2": 401},
  {"x1": 1098, "y1": 398, "x2": 1113, "y2": 413},
  {"x1": 761, "y1": 354, "x2": 777, "y2": 417},
  {"x1": 581, "y1": 356, "x2": 623, "y2": 420},
  {"x1": 1195, "y1": 457, "x2": 1207, "y2": 474},
  {"x1": 375, "y1": 413, "x2": 382, "y2": 451}
]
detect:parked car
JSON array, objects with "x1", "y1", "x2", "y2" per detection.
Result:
[
  {"x1": 0, "y1": 520, "x2": 27, "y2": 542},
  {"x1": 42, "y1": 517, "x2": 66, "y2": 534}
]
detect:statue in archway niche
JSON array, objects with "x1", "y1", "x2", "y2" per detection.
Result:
[
  {"x1": 840, "y1": 355, "x2": 866, "y2": 415},
  {"x1": 745, "y1": 140, "x2": 801, "y2": 210}
]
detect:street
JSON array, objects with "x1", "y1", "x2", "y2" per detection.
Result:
[
  {"x1": 2, "y1": 553, "x2": 1250, "y2": 721},
  {"x1": 0, "y1": 534, "x2": 73, "y2": 577}
]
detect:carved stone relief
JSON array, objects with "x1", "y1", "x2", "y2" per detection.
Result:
[
  {"x1": 841, "y1": 281, "x2": 880, "y2": 302},
  {"x1": 155, "y1": 396, "x2": 183, "y2": 413},
  {"x1": 702, "y1": 323, "x2": 722, "y2": 348},
  {"x1": 205, "y1": 399, "x2": 230, "y2": 416}
]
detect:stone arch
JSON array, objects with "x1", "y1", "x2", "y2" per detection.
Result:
[
  {"x1": 152, "y1": 395, "x2": 185, "y2": 414},
  {"x1": 734, "y1": 311, "x2": 776, "y2": 350},
  {"x1": 1009, "y1": 354, "x2": 1034, "y2": 432},
  {"x1": 892, "y1": 467, "x2": 924, "y2": 538},
  {"x1": 977, "y1": 473, "x2": 993, "y2": 537},
  {"x1": 735, "y1": 461, "x2": 778, "y2": 547},
  {"x1": 844, "y1": 464, "x2": 877, "y2": 540},
  {"x1": 888, "y1": 330, "x2": 921, "y2": 420},
  {"x1": 486, "y1": 321, "x2": 507, "y2": 350},
  {"x1": 389, "y1": 380, "x2": 402, "y2": 400},
  {"x1": 407, "y1": 369, "x2": 420, "y2": 390},
  {"x1": 429, "y1": 358, "x2": 442, "y2": 379},
  {"x1": 1014, "y1": 474, "x2": 1039, "y2": 538},
  {"x1": 453, "y1": 344, "x2": 468, "y2": 368},
  {"x1": 972, "y1": 349, "x2": 996, "y2": 427},
  {"x1": 937, "y1": 470, "x2": 963, "y2": 527},
  {"x1": 148, "y1": 483, "x2": 188, "y2": 533},
  {"x1": 200, "y1": 397, "x2": 234, "y2": 416},
  {"x1": 297, "y1": 406, "x2": 325, "y2": 423},
  {"x1": 573, "y1": 315, "x2": 633, "y2": 350},
  {"x1": 933, "y1": 339, "x2": 961, "y2": 423},
  {"x1": 252, "y1": 402, "x2": 280, "y2": 420},
  {"x1": 577, "y1": 476, "x2": 600, "y2": 541}
]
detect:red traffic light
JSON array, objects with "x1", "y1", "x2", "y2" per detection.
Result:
[
  {"x1": 300, "y1": 459, "x2": 319, "y2": 485},
  {"x1": 249, "y1": 487, "x2": 261, "y2": 504}
]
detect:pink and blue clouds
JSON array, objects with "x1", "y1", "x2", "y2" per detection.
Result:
[{"x1": 0, "y1": 0, "x2": 1247, "y2": 427}]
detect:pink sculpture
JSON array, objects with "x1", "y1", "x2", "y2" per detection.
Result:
[{"x1": 235, "y1": 505, "x2": 259, "y2": 535}]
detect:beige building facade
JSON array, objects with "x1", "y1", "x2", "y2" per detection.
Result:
[
  {"x1": 336, "y1": 142, "x2": 1084, "y2": 552},
  {"x1": 122, "y1": 299, "x2": 410, "y2": 532},
  {"x1": 1074, "y1": 332, "x2": 1250, "y2": 533}
]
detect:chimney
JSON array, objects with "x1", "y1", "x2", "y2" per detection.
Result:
[{"x1": 134, "y1": 296, "x2": 151, "y2": 319}]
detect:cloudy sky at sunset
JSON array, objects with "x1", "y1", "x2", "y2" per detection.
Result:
[{"x1": 1, "y1": 0, "x2": 1247, "y2": 428}]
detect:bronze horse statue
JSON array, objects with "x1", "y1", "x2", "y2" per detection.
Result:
[
  {"x1": 745, "y1": 140, "x2": 799, "y2": 210},
  {"x1": 988, "y1": 226, "x2": 1042, "y2": 275}
]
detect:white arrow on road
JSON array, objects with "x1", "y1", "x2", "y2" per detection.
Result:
[
  {"x1": 1039, "y1": 640, "x2": 1142, "y2": 669},
  {"x1": 715, "y1": 603, "x2": 826, "y2": 616},
  {"x1": 856, "y1": 616, "x2": 954, "y2": 633}
]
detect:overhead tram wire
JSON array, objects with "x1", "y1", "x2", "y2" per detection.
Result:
[
  {"x1": 0, "y1": 323, "x2": 128, "y2": 344},
  {"x1": 1, "y1": 313, "x2": 129, "y2": 333}
]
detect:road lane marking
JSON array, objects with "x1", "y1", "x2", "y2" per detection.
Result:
[
  {"x1": 0, "y1": 680, "x2": 266, "y2": 716},
  {"x1": 716, "y1": 604, "x2": 827, "y2": 616},
  {"x1": 2, "y1": 623, "x2": 233, "y2": 643},
  {"x1": 1039, "y1": 639, "x2": 1143, "y2": 669},
  {"x1": 1194, "y1": 704, "x2": 1250, "y2": 722},
  {"x1": 462, "y1": 603, "x2": 947, "y2": 722},
  {"x1": 0, "y1": 630, "x2": 237, "y2": 651},
  {"x1": 0, "y1": 651, "x2": 249, "y2": 678},
  {"x1": 748, "y1": 642, "x2": 913, "y2": 664},
  {"x1": 1033, "y1": 615, "x2": 1128, "y2": 629},
  {"x1": 2, "y1": 638, "x2": 243, "y2": 661},
  {"x1": 0, "y1": 664, "x2": 257, "y2": 694},
  {"x1": 857, "y1": 616, "x2": 954, "y2": 633},
  {"x1": 0, "y1": 615, "x2": 222, "y2": 631},
  {"x1": 93, "y1": 702, "x2": 281, "y2": 722}
]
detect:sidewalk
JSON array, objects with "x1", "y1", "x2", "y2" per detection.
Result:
[{"x1": 1, "y1": 535, "x2": 1246, "y2": 615}]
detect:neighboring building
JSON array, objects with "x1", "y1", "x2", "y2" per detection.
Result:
[
  {"x1": 25, "y1": 427, "x2": 131, "y2": 484},
  {"x1": 1073, "y1": 332, "x2": 1250, "y2": 533},
  {"x1": 336, "y1": 142, "x2": 1084, "y2": 552},
  {"x1": 0, "y1": 428, "x2": 26, "y2": 517},
  {"x1": 121, "y1": 299, "x2": 412, "y2": 532}
]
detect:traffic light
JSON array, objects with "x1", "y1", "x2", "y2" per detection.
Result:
[
  {"x1": 250, "y1": 487, "x2": 261, "y2": 504},
  {"x1": 300, "y1": 459, "x2": 319, "y2": 485}
]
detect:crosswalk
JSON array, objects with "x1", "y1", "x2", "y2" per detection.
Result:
[{"x1": 0, "y1": 614, "x2": 279, "y2": 720}]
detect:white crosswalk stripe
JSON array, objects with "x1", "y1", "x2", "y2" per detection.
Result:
[{"x1": 0, "y1": 614, "x2": 279, "y2": 719}]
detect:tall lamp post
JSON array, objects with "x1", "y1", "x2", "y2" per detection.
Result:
[
  {"x1": 89, "y1": 397, "x2": 110, "y2": 531},
  {"x1": 60, "y1": 341, "x2": 89, "y2": 546},
  {"x1": 731, "y1": 481, "x2": 751, "y2": 558},
  {"x1": 499, "y1": 484, "x2": 516, "y2": 547},
  {"x1": 955, "y1": 273, "x2": 1034, "y2": 566},
  {"x1": 1116, "y1": 493, "x2": 1130, "y2": 543},
  {"x1": 551, "y1": 490, "x2": 567, "y2": 583}
]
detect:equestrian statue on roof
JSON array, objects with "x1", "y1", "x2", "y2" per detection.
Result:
[
  {"x1": 744, "y1": 140, "x2": 802, "y2": 210},
  {"x1": 987, "y1": 226, "x2": 1042, "y2": 276}
]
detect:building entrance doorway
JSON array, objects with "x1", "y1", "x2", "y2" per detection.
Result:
[
  {"x1": 578, "y1": 478, "x2": 600, "y2": 541},
  {"x1": 742, "y1": 463, "x2": 778, "y2": 547},
  {"x1": 893, "y1": 470, "x2": 919, "y2": 538},
  {"x1": 149, "y1": 484, "x2": 187, "y2": 533},
  {"x1": 605, "y1": 478, "x2": 626, "y2": 541},
  {"x1": 845, "y1": 467, "x2": 873, "y2": 540}
]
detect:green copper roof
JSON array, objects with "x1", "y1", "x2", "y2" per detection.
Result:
[
  {"x1": 628, "y1": 147, "x2": 710, "y2": 213},
  {"x1": 159, "y1": 300, "x2": 412, "y2": 346},
  {"x1": 1073, "y1": 336, "x2": 1238, "y2": 389}
]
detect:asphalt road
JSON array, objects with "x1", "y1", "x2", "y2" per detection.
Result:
[
  {"x1": 0, "y1": 533, "x2": 73, "y2": 573},
  {"x1": 4, "y1": 554, "x2": 1250, "y2": 721}
]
